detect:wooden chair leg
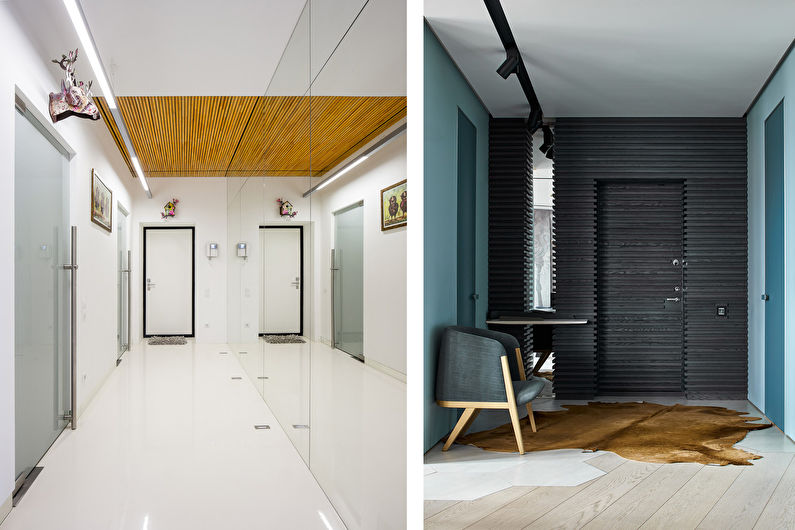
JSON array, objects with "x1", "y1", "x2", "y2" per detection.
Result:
[
  {"x1": 507, "y1": 402, "x2": 525, "y2": 454},
  {"x1": 442, "y1": 408, "x2": 480, "y2": 451},
  {"x1": 525, "y1": 402, "x2": 537, "y2": 433}
]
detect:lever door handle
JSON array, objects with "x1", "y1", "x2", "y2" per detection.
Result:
[{"x1": 666, "y1": 297, "x2": 680, "y2": 303}]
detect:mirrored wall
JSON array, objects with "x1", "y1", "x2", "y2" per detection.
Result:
[{"x1": 226, "y1": 0, "x2": 407, "y2": 485}]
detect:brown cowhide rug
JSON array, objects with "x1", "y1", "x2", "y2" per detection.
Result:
[{"x1": 457, "y1": 402, "x2": 772, "y2": 465}]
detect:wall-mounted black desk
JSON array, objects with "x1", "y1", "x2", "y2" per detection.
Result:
[{"x1": 486, "y1": 317, "x2": 589, "y2": 375}]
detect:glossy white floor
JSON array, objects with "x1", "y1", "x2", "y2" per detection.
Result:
[
  {"x1": 231, "y1": 339, "x2": 407, "y2": 529},
  {"x1": 1, "y1": 341, "x2": 347, "y2": 530}
]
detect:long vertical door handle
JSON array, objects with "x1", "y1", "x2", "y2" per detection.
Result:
[
  {"x1": 61, "y1": 227, "x2": 78, "y2": 429},
  {"x1": 127, "y1": 250, "x2": 131, "y2": 351},
  {"x1": 330, "y1": 249, "x2": 336, "y2": 348}
]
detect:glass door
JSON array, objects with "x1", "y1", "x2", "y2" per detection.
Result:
[
  {"x1": 14, "y1": 105, "x2": 72, "y2": 491},
  {"x1": 332, "y1": 201, "x2": 364, "y2": 359}
]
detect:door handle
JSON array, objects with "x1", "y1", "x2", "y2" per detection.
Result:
[
  {"x1": 762, "y1": 293, "x2": 769, "y2": 301},
  {"x1": 146, "y1": 279, "x2": 156, "y2": 291},
  {"x1": 666, "y1": 297, "x2": 680, "y2": 303},
  {"x1": 62, "y1": 226, "x2": 78, "y2": 430}
]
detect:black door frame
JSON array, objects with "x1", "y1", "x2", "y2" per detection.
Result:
[
  {"x1": 258, "y1": 225, "x2": 304, "y2": 336},
  {"x1": 142, "y1": 226, "x2": 195, "y2": 338}
]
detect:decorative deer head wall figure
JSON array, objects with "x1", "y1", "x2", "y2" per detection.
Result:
[{"x1": 48, "y1": 49, "x2": 101, "y2": 123}]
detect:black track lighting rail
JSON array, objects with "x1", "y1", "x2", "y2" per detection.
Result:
[{"x1": 484, "y1": 0, "x2": 544, "y2": 132}]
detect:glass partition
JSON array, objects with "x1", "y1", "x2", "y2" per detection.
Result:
[{"x1": 332, "y1": 202, "x2": 364, "y2": 359}]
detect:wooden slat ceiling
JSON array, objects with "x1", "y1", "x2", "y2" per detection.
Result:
[{"x1": 96, "y1": 96, "x2": 406, "y2": 178}]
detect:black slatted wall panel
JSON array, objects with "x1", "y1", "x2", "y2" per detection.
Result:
[
  {"x1": 488, "y1": 118, "x2": 534, "y2": 371},
  {"x1": 553, "y1": 118, "x2": 748, "y2": 399}
]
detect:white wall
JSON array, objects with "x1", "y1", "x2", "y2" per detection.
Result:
[
  {"x1": 130, "y1": 178, "x2": 228, "y2": 343},
  {"x1": 312, "y1": 135, "x2": 407, "y2": 376},
  {"x1": 227, "y1": 177, "x2": 313, "y2": 345},
  {"x1": 130, "y1": 177, "x2": 313, "y2": 345},
  {"x1": 0, "y1": 1, "x2": 138, "y2": 507}
]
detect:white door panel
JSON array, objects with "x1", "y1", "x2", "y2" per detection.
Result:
[
  {"x1": 145, "y1": 228, "x2": 193, "y2": 336},
  {"x1": 261, "y1": 228, "x2": 302, "y2": 334}
]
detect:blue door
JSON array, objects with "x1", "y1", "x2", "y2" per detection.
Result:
[
  {"x1": 456, "y1": 110, "x2": 477, "y2": 327},
  {"x1": 765, "y1": 101, "x2": 785, "y2": 429}
]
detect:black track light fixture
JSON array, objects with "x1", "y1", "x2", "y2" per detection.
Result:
[
  {"x1": 539, "y1": 125, "x2": 554, "y2": 153},
  {"x1": 526, "y1": 108, "x2": 543, "y2": 134},
  {"x1": 497, "y1": 46, "x2": 520, "y2": 79},
  {"x1": 485, "y1": 0, "x2": 546, "y2": 138}
]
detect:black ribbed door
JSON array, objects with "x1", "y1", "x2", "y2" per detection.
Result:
[{"x1": 597, "y1": 181, "x2": 684, "y2": 394}]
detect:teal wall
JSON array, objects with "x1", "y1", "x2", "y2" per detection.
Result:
[
  {"x1": 424, "y1": 24, "x2": 490, "y2": 451},
  {"x1": 747, "y1": 43, "x2": 795, "y2": 439}
]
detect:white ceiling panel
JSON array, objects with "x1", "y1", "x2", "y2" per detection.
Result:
[{"x1": 426, "y1": 0, "x2": 795, "y2": 117}]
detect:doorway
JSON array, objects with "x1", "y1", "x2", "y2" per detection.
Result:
[
  {"x1": 143, "y1": 227, "x2": 195, "y2": 337},
  {"x1": 117, "y1": 204, "x2": 130, "y2": 360},
  {"x1": 456, "y1": 109, "x2": 477, "y2": 327},
  {"x1": 597, "y1": 181, "x2": 685, "y2": 395},
  {"x1": 332, "y1": 202, "x2": 364, "y2": 360},
  {"x1": 259, "y1": 226, "x2": 303, "y2": 335},
  {"x1": 764, "y1": 100, "x2": 785, "y2": 429},
  {"x1": 14, "y1": 96, "x2": 73, "y2": 499}
]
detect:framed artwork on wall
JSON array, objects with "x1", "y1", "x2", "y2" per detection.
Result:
[
  {"x1": 91, "y1": 168, "x2": 112, "y2": 232},
  {"x1": 380, "y1": 179, "x2": 407, "y2": 231}
]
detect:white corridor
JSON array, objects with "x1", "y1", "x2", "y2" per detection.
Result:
[{"x1": 0, "y1": 341, "x2": 387, "y2": 529}]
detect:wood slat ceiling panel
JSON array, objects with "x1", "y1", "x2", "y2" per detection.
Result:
[
  {"x1": 118, "y1": 96, "x2": 258, "y2": 177},
  {"x1": 307, "y1": 96, "x2": 407, "y2": 175},
  {"x1": 96, "y1": 95, "x2": 406, "y2": 179},
  {"x1": 226, "y1": 96, "x2": 312, "y2": 177}
]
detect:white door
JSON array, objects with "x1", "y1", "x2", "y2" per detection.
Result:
[
  {"x1": 260, "y1": 227, "x2": 302, "y2": 334},
  {"x1": 144, "y1": 227, "x2": 194, "y2": 336}
]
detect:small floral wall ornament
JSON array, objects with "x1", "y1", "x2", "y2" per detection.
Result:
[
  {"x1": 161, "y1": 198, "x2": 179, "y2": 219},
  {"x1": 277, "y1": 198, "x2": 298, "y2": 218}
]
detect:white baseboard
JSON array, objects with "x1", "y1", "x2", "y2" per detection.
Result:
[
  {"x1": 365, "y1": 357, "x2": 406, "y2": 383},
  {"x1": 0, "y1": 493, "x2": 12, "y2": 524}
]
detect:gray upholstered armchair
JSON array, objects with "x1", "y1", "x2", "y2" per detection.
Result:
[{"x1": 436, "y1": 326, "x2": 546, "y2": 454}]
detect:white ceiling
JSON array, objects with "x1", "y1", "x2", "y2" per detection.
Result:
[
  {"x1": 12, "y1": 0, "x2": 403, "y2": 98},
  {"x1": 425, "y1": 0, "x2": 795, "y2": 117},
  {"x1": 267, "y1": 0, "x2": 407, "y2": 96},
  {"x1": 81, "y1": 0, "x2": 306, "y2": 96}
]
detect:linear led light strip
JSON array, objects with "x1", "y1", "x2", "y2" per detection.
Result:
[
  {"x1": 303, "y1": 122, "x2": 407, "y2": 197},
  {"x1": 63, "y1": 0, "x2": 152, "y2": 198}
]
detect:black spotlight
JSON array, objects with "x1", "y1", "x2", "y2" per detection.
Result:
[
  {"x1": 526, "y1": 107, "x2": 543, "y2": 133},
  {"x1": 496, "y1": 46, "x2": 520, "y2": 79},
  {"x1": 539, "y1": 125, "x2": 554, "y2": 153}
]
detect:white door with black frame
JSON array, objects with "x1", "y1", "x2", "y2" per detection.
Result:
[
  {"x1": 144, "y1": 227, "x2": 194, "y2": 337},
  {"x1": 260, "y1": 226, "x2": 303, "y2": 335}
]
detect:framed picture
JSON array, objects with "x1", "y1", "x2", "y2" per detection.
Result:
[
  {"x1": 91, "y1": 169, "x2": 112, "y2": 232},
  {"x1": 380, "y1": 179, "x2": 407, "y2": 231}
]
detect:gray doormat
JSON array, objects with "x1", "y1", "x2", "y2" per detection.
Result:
[
  {"x1": 148, "y1": 336, "x2": 188, "y2": 345},
  {"x1": 262, "y1": 335, "x2": 306, "y2": 344}
]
